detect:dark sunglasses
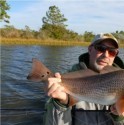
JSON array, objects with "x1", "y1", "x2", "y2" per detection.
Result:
[{"x1": 94, "y1": 44, "x2": 119, "y2": 57}]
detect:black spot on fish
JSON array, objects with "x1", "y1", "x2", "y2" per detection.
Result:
[{"x1": 41, "y1": 75, "x2": 45, "y2": 77}]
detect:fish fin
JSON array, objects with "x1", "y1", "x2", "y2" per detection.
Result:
[
  {"x1": 27, "y1": 58, "x2": 53, "y2": 82},
  {"x1": 116, "y1": 96, "x2": 124, "y2": 116},
  {"x1": 62, "y1": 68, "x2": 98, "y2": 78},
  {"x1": 99, "y1": 66, "x2": 121, "y2": 74}
]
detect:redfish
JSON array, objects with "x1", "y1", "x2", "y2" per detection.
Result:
[{"x1": 27, "y1": 58, "x2": 124, "y2": 116}]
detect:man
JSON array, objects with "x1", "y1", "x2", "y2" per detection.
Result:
[{"x1": 43, "y1": 33, "x2": 124, "y2": 125}]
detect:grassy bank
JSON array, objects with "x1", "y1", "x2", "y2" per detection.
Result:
[
  {"x1": 1, "y1": 38, "x2": 124, "y2": 48},
  {"x1": 0, "y1": 38, "x2": 90, "y2": 46}
]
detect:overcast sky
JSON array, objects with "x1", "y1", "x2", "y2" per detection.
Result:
[{"x1": 1, "y1": 0, "x2": 124, "y2": 34}]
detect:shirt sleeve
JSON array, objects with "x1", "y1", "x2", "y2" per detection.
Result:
[{"x1": 43, "y1": 98, "x2": 72, "y2": 125}]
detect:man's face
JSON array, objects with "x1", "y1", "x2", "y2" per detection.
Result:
[{"x1": 88, "y1": 40, "x2": 118, "y2": 71}]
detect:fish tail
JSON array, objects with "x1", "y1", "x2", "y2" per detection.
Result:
[{"x1": 27, "y1": 58, "x2": 53, "y2": 82}]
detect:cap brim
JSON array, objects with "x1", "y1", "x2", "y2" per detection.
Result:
[{"x1": 93, "y1": 38, "x2": 119, "y2": 48}]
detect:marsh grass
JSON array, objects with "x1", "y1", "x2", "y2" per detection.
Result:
[
  {"x1": 1, "y1": 38, "x2": 90, "y2": 46},
  {"x1": 1, "y1": 38, "x2": 124, "y2": 48}
]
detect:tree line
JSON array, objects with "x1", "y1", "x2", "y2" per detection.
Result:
[
  {"x1": 0, "y1": 1, "x2": 124, "y2": 43},
  {"x1": 1, "y1": 23, "x2": 124, "y2": 43}
]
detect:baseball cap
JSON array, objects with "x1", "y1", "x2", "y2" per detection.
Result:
[{"x1": 91, "y1": 33, "x2": 119, "y2": 48}]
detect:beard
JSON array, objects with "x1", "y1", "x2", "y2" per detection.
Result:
[
  {"x1": 93, "y1": 61, "x2": 105, "y2": 71},
  {"x1": 91, "y1": 57, "x2": 110, "y2": 72}
]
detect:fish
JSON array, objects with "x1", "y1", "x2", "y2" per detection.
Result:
[{"x1": 27, "y1": 58, "x2": 124, "y2": 115}]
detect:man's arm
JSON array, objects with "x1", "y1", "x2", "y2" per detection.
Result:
[
  {"x1": 43, "y1": 73, "x2": 72, "y2": 125},
  {"x1": 43, "y1": 98, "x2": 72, "y2": 125}
]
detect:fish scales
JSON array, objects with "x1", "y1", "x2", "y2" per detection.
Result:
[
  {"x1": 59, "y1": 70, "x2": 124, "y2": 105},
  {"x1": 61, "y1": 70, "x2": 124, "y2": 95}
]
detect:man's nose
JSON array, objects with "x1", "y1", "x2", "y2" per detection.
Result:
[{"x1": 103, "y1": 50, "x2": 109, "y2": 57}]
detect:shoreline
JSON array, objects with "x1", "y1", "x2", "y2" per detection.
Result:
[
  {"x1": 1, "y1": 38, "x2": 124, "y2": 48},
  {"x1": 0, "y1": 38, "x2": 89, "y2": 46}
]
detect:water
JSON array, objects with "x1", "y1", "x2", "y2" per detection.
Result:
[{"x1": 1, "y1": 45, "x2": 124, "y2": 125}]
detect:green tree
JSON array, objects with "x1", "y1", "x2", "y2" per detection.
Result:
[
  {"x1": 83, "y1": 31, "x2": 94, "y2": 42},
  {"x1": 0, "y1": 0, "x2": 10, "y2": 23},
  {"x1": 1, "y1": 25, "x2": 20, "y2": 38},
  {"x1": 21, "y1": 25, "x2": 34, "y2": 39},
  {"x1": 112, "y1": 31, "x2": 124, "y2": 44},
  {"x1": 42, "y1": 5, "x2": 67, "y2": 27},
  {"x1": 41, "y1": 5, "x2": 68, "y2": 40}
]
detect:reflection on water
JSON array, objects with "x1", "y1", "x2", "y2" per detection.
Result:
[{"x1": 1, "y1": 45, "x2": 124, "y2": 125}]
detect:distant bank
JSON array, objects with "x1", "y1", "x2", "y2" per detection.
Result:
[{"x1": 1, "y1": 38, "x2": 124, "y2": 48}]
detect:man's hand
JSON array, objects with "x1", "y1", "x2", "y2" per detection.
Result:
[
  {"x1": 110, "y1": 104, "x2": 119, "y2": 115},
  {"x1": 45, "y1": 73, "x2": 68, "y2": 105},
  {"x1": 110, "y1": 100, "x2": 124, "y2": 116}
]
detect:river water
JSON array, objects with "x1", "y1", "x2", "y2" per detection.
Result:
[{"x1": 1, "y1": 45, "x2": 124, "y2": 125}]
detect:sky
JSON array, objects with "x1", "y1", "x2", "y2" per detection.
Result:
[{"x1": 1, "y1": 0, "x2": 124, "y2": 34}]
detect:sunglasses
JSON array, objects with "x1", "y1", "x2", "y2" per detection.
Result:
[{"x1": 94, "y1": 44, "x2": 119, "y2": 57}]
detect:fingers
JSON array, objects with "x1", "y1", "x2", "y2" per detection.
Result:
[
  {"x1": 55, "y1": 72, "x2": 61, "y2": 78},
  {"x1": 47, "y1": 81, "x2": 67, "y2": 104},
  {"x1": 48, "y1": 86, "x2": 68, "y2": 104},
  {"x1": 48, "y1": 77, "x2": 61, "y2": 85},
  {"x1": 47, "y1": 78, "x2": 64, "y2": 97},
  {"x1": 115, "y1": 96, "x2": 124, "y2": 116},
  {"x1": 47, "y1": 83, "x2": 60, "y2": 96},
  {"x1": 44, "y1": 73, "x2": 68, "y2": 104},
  {"x1": 43, "y1": 74, "x2": 61, "y2": 92},
  {"x1": 110, "y1": 104, "x2": 118, "y2": 115},
  {"x1": 48, "y1": 84, "x2": 65, "y2": 97},
  {"x1": 47, "y1": 73, "x2": 61, "y2": 89},
  {"x1": 109, "y1": 97, "x2": 124, "y2": 116},
  {"x1": 44, "y1": 72, "x2": 62, "y2": 95}
]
